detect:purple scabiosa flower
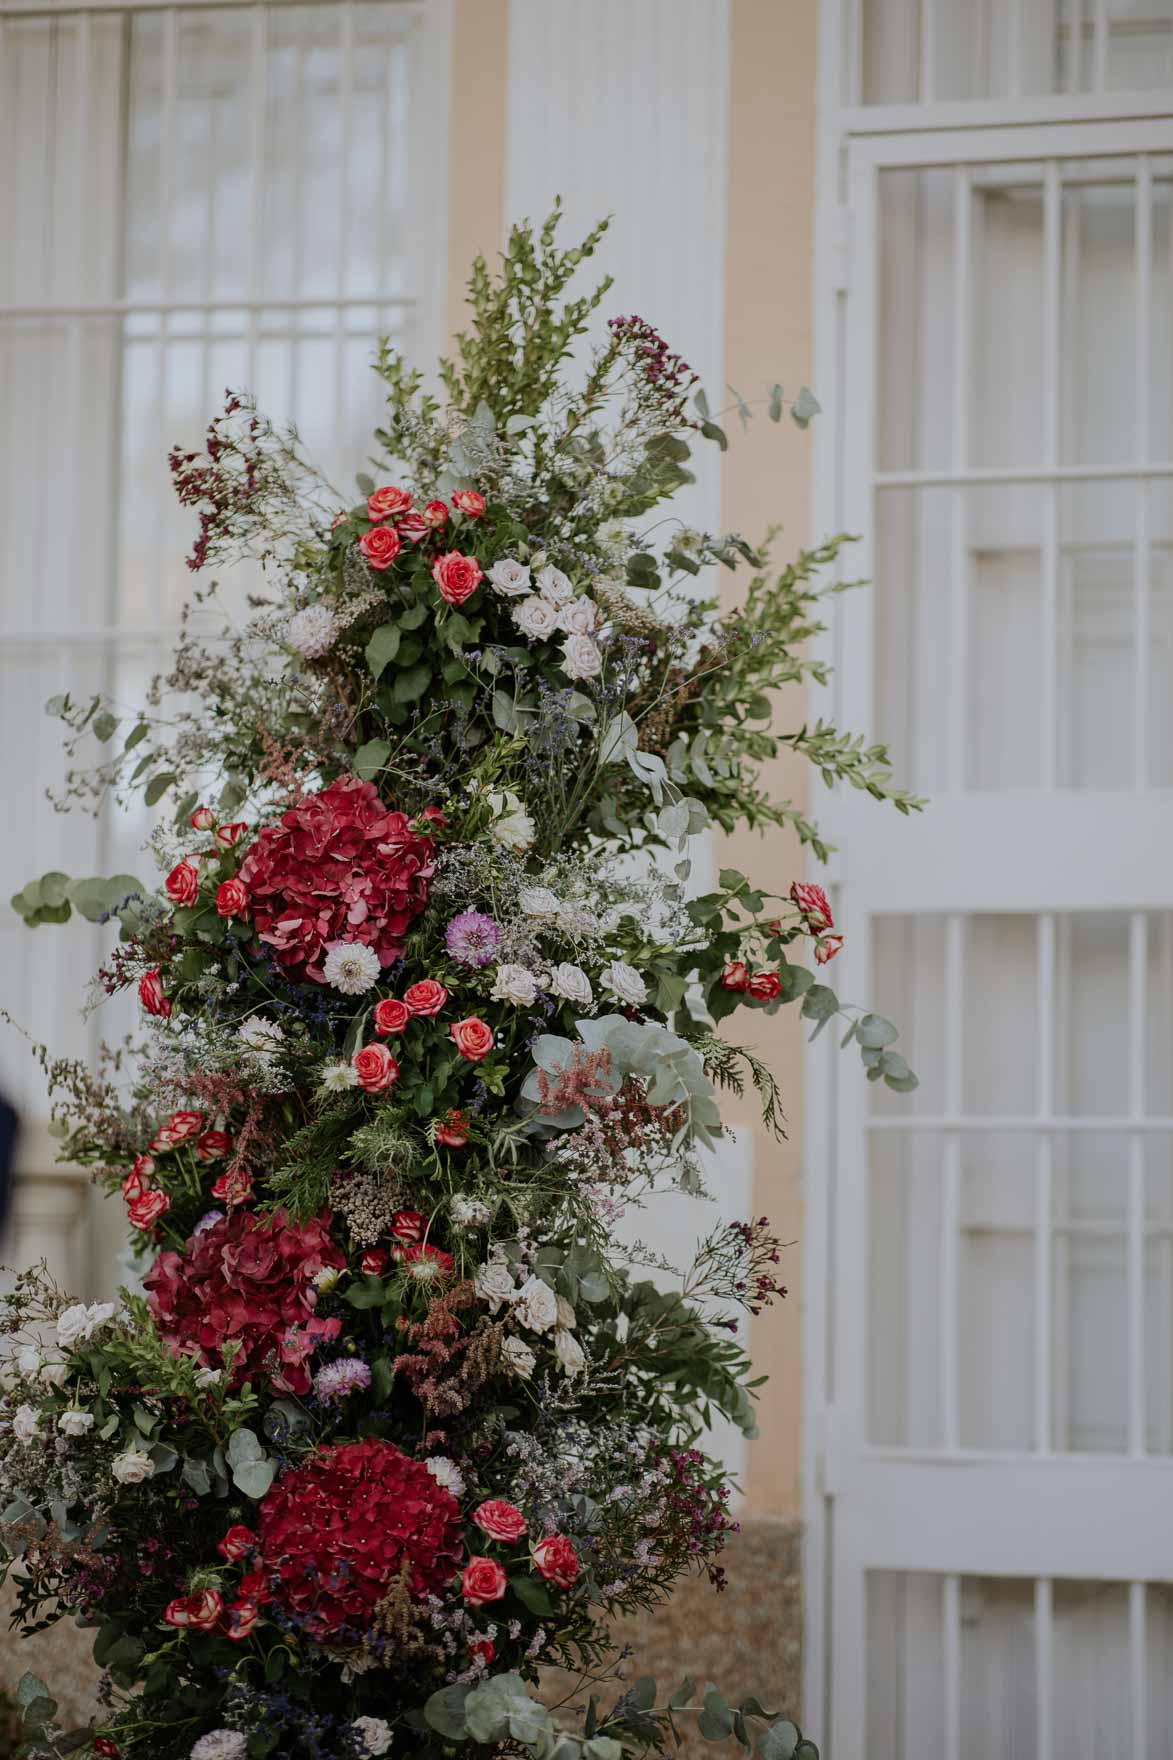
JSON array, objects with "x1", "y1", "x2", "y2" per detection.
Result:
[
  {"x1": 313, "y1": 1358, "x2": 372, "y2": 1403},
  {"x1": 446, "y1": 909, "x2": 502, "y2": 968}
]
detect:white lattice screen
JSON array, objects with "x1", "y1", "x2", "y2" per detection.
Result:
[
  {"x1": 810, "y1": 3, "x2": 1173, "y2": 1754},
  {"x1": 0, "y1": 0, "x2": 449, "y2": 1293}
]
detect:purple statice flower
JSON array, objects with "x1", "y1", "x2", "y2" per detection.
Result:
[
  {"x1": 313, "y1": 1358, "x2": 372, "y2": 1403},
  {"x1": 446, "y1": 909, "x2": 502, "y2": 968},
  {"x1": 193, "y1": 1209, "x2": 224, "y2": 1236}
]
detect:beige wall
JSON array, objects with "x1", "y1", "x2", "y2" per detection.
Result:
[{"x1": 444, "y1": 0, "x2": 819, "y2": 1519}]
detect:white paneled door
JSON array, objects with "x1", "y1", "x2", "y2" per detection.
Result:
[
  {"x1": 809, "y1": 28, "x2": 1173, "y2": 1755},
  {"x1": 0, "y1": 0, "x2": 449, "y2": 1293}
]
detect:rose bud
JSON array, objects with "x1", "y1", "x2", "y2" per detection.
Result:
[
  {"x1": 138, "y1": 970, "x2": 171, "y2": 1018},
  {"x1": 720, "y1": 961, "x2": 750, "y2": 993},
  {"x1": 814, "y1": 934, "x2": 844, "y2": 965},
  {"x1": 360, "y1": 1248, "x2": 388, "y2": 1276},
  {"x1": 389, "y1": 1209, "x2": 425, "y2": 1245},
  {"x1": 532, "y1": 1533, "x2": 579, "y2": 1589},
  {"x1": 359, "y1": 525, "x2": 401, "y2": 571},
  {"x1": 422, "y1": 498, "x2": 449, "y2": 527},
  {"x1": 211, "y1": 1166, "x2": 254, "y2": 1206},
  {"x1": 748, "y1": 970, "x2": 781, "y2": 1001},
  {"x1": 789, "y1": 880, "x2": 834, "y2": 931},
  {"x1": 217, "y1": 1524, "x2": 258, "y2": 1561},
  {"x1": 432, "y1": 551, "x2": 483, "y2": 606},
  {"x1": 434, "y1": 1109, "x2": 469, "y2": 1148},
  {"x1": 215, "y1": 820, "x2": 247, "y2": 847},
  {"x1": 225, "y1": 1600, "x2": 259, "y2": 1640},
  {"x1": 189, "y1": 806, "x2": 215, "y2": 831},
  {"x1": 372, "y1": 997, "x2": 410, "y2": 1036},
  {"x1": 164, "y1": 860, "x2": 199, "y2": 906},
  {"x1": 352, "y1": 1042, "x2": 400, "y2": 1092},
  {"x1": 215, "y1": 876, "x2": 249, "y2": 918}
]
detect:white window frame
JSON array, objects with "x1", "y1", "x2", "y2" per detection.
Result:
[{"x1": 806, "y1": 6, "x2": 1173, "y2": 1752}]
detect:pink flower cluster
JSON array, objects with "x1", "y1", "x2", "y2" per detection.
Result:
[
  {"x1": 238, "y1": 779, "x2": 439, "y2": 983},
  {"x1": 144, "y1": 1208, "x2": 344, "y2": 1393}
]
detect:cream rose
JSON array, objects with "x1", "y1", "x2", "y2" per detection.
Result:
[
  {"x1": 600, "y1": 960, "x2": 648, "y2": 1006},
  {"x1": 550, "y1": 962, "x2": 593, "y2": 1007},
  {"x1": 490, "y1": 963, "x2": 539, "y2": 1007},
  {"x1": 512, "y1": 594, "x2": 560, "y2": 640},
  {"x1": 487, "y1": 558, "x2": 533, "y2": 598},
  {"x1": 512, "y1": 1273, "x2": 559, "y2": 1334},
  {"x1": 561, "y1": 634, "x2": 603, "y2": 680}
]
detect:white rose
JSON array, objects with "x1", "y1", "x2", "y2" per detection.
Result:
[
  {"x1": 501, "y1": 1336, "x2": 536, "y2": 1380},
  {"x1": 12, "y1": 1404, "x2": 40, "y2": 1444},
  {"x1": 512, "y1": 1274, "x2": 559, "y2": 1334},
  {"x1": 512, "y1": 594, "x2": 560, "y2": 640},
  {"x1": 59, "y1": 1408, "x2": 94, "y2": 1438},
  {"x1": 424, "y1": 1456, "x2": 466, "y2": 1498},
  {"x1": 313, "y1": 1266, "x2": 341, "y2": 1294},
  {"x1": 550, "y1": 963, "x2": 593, "y2": 1007},
  {"x1": 54, "y1": 1303, "x2": 92, "y2": 1348},
  {"x1": 490, "y1": 963, "x2": 539, "y2": 1007},
  {"x1": 474, "y1": 1261, "x2": 516, "y2": 1315},
  {"x1": 557, "y1": 901, "x2": 600, "y2": 939},
  {"x1": 487, "y1": 790, "x2": 535, "y2": 853},
  {"x1": 537, "y1": 565, "x2": 573, "y2": 605},
  {"x1": 600, "y1": 960, "x2": 647, "y2": 1006},
  {"x1": 555, "y1": 1295, "x2": 577, "y2": 1330},
  {"x1": 553, "y1": 1328, "x2": 587, "y2": 1377},
  {"x1": 487, "y1": 558, "x2": 532, "y2": 598},
  {"x1": 40, "y1": 1357, "x2": 70, "y2": 1388},
  {"x1": 557, "y1": 596, "x2": 598, "y2": 635},
  {"x1": 14, "y1": 1344, "x2": 42, "y2": 1378},
  {"x1": 352, "y1": 1717, "x2": 393, "y2": 1757},
  {"x1": 561, "y1": 634, "x2": 603, "y2": 681},
  {"x1": 111, "y1": 1446, "x2": 155, "y2": 1485},
  {"x1": 519, "y1": 886, "x2": 561, "y2": 919}
]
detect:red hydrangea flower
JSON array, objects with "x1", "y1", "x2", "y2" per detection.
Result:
[
  {"x1": 238, "y1": 779, "x2": 438, "y2": 983},
  {"x1": 257, "y1": 1438, "x2": 464, "y2": 1638},
  {"x1": 144, "y1": 1208, "x2": 344, "y2": 1394}
]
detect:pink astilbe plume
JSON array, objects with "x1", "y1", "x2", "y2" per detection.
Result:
[{"x1": 535, "y1": 1046, "x2": 614, "y2": 1116}]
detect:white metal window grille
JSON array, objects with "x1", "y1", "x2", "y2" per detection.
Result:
[
  {"x1": 0, "y1": 0, "x2": 449, "y2": 1293},
  {"x1": 809, "y1": 6, "x2": 1173, "y2": 1753}
]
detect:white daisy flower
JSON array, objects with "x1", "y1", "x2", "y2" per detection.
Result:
[{"x1": 322, "y1": 941, "x2": 382, "y2": 995}]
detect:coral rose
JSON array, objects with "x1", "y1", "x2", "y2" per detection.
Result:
[
  {"x1": 144, "y1": 1207, "x2": 344, "y2": 1394},
  {"x1": 450, "y1": 1017, "x2": 493, "y2": 1062},
  {"x1": 238, "y1": 779, "x2": 437, "y2": 983},
  {"x1": 472, "y1": 1499, "x2": 527, "y2": 1543},
  {"x1": 461, "y1": 1556, "x2": 507, "y2": 1607},
  {"x1": 404, "y1": 979, "x2": 448, "y2": 1017},
  {"x1": 395, "y1": 511, "x2": 430, "y2": 543},
  {"x1": 352, "y1": 1043, "x2": 399, "y2": 1092},
  {"x1": 216, "y1": 877, "x2": 249, "y2": 918},
  {"x1": 127, "y1": 1189, "x2": 170, "y2": 1230},
  {"x1": 432, "y1": 551, "x2": 483, "y2": 606},
  {"x1": 532, "y1": 1533, "x2": 579, "y2": 1588},
  {"x1": 367, "y1": 485, "x2": 412, "y2": 522},
  {"x1": 257, "y1": 1439, "x2": 464, "y2": 1638},
  {"x1": 434, "y1": 1110, "x2": 469, "y2": 1148},
  {"x1": 360, "y1": 525, "x2": 401, "y2": 571},
  {"x1": 372, "y1": 998, "x2": 410, "y2": 1036},
  {"x1": 163, "y1": 1589, "x2": 223, "y2": 1630},
  {"x1": 451, "y1": 490, "x2": 485, "y2": 517},
  {"x1": 165, "y1": 860, "x2": 199, "y2": 905},
  {"x1": 423, "y1": 499, "x2": 449, "y2": 527}
]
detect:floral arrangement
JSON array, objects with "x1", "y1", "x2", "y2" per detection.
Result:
[{"x1": 2, "y1": 208, "x2": 918, "y2": 1760}]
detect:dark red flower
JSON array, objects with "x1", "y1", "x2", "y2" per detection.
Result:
[
  {"x1": 747, "y1": 970, "x2": 780, "y2": 1001},
  {"x1": 144, "y1": 1208, "x2": 344, "y2": 1394},
  {"x1": 257, "y1": 1439, "x2": 463, "y2": 1638},
  {"x1": 194, "y1": 1129, "x2": 232, "y2": 1162},
  {"x1": 218, "y1": 1523, "x2": 258, "y2": 1561},
  {"x1": 789, "y1": 880, "x2": 834, "y2": 931},
  {"x1": 389, "y1": 1209, "x2": 425, "y2": 1245},
  {"x1": 238, "y1": 779, "x2": 437, "y2": 984}
]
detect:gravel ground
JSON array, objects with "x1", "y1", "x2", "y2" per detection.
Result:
[{"x1": 0, "y1": 1519, "x2": 805, "y2": 1754}]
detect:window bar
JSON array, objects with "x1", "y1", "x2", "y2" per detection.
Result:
[
  {"x1": 288, "y1": 25, "x2": 307, "y2": 423},
  {"x1": 948, "y1": 166, "x2": 971, "y2": 794},
  {"x1": 1160, "y1": 918, "x2": 1173, "y2": 1455},
  {"x1": 1052, "y1": 915, "x2": 1072, "y2": 1449},
  {"x1": 1035, "y1": 914, "x2": 1056, "y2": 1454},
  {"x1": 152, "y1": 4, "x2": 178, "y2": 633},
  {"x1": 66, "y1": 9, "x2": 92, "y2": 575},
  {"x1": 1134, "y1": 155, "x2": 1152, "y2": 792},
  {"x1": 1130, "y1": 1581, "x2": 1147, "y2": 1760},
  {"x1": 941, "y1": 914, "x2": 964, "y2": 1452},
  {"x1": 1006, "y1": 0, "x2": 1023, "y2": 97},
  {"x1": 1128, "y1": 911, "x2": 1147, "y2": 1458},
  {"x1": 943, "y1": 1573, "x2": 961, "y2": 1760},
  {"x1": 1067, "y1": 0, "x2": 1084, "y2": 94},
  {"x1": 199, "y1": 13, "x2": 219, "y2": 421},
  {"x1": 1035, "y1": 1578, "x2": 1054, "y2": 1760},
  {"x1": 1041, "y1": 161, "x2": 1062, "y2": 790},
  {"x1": 1091, "y1": 0, "x2": 1109, "y2": 94},
  {"x1": 918, "y1": 0, "x2": 935, "y2": 103},
  {"x1": 333, "y1": 0, "x2": 354, "y2": 464},
  {"x1": 246, "y1": 4, "x2": 266, "y2": 390}
]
